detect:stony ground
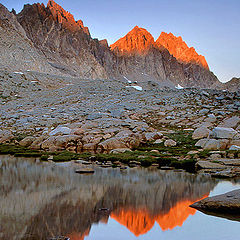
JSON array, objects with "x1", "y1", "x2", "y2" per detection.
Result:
[{"x1": 0, "y1": 69, "x2": 240, "y2": 176}]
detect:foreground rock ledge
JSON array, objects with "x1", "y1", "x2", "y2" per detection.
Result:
[{"x1": 190, "y1": 189, "x2": 240, "y2": 221}]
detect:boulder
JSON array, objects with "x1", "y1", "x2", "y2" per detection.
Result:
[
  {"x1": 196, "y1": 161, "x2": 226, "y2": 169},
  {"x1": 229, "y1": 145, "x2": 240, "y2": 151},
  {"x1": 195, "y1": 138, "x2": 209, "y2": 148},
  {"x1": 154, "y1": 139, "x2": 163, "y2": 144},
  {"x1": 192, "y1": 127, "x2": 210, "y2": 139},
  {"x1": 190, "y1": 189, "x2": 240, "y2": 217},
  {"x1": 164, "y1": 139, "x2": 177, "y2": 147},
  {"x1": 70, "y1": 128, "x2": 85, "y2": 135},
  {"x1": 19, "y1": 136, "x2": 35, "y2": 147},
  {"x1": 202, "y1": 139, "x2": 229, "y2": 150},
  {"x1": 211, "y1": 127, "x2": 237, "y2": 139},
  {"x1": 30, "y1": 136, "x2": 47, "y2": 149},
  {"x1": 41, "y1": 135, "x2": 80, "y2": 151},
  {"x1": 216, "y1": 159, "x2": 240, "y2": 166},
  {"x1": 98, "y1": 137, "x2": 128, "y2": 153},
  {"x1": 0, "y1": 130, "x2": 14, "y2": 143},
  {"x1": 144, "y1": 132, "x2": 163, "y2": 141},
  {"x1": 218, "y1": 116, "x2": 240, "y2": 129},
  {"x1": 82, "y1": 143, "x2": 98, "y2": 153},
  {"x1": 49, "y1": 126, "x2": 71, "y2": 136},
  {"x1": 110, "y1": 148, "x2": 132, "y2": 154}
]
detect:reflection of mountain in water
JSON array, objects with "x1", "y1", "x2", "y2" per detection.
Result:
[
  {"x1": 0, "y1": 156, "x2": 217, "y2": 239},
  {"x1": 111, "y1": 196, "x2": 208, "y2": 236}
]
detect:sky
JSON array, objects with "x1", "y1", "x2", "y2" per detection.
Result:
[{"x1": 1, "y1": 0, "x2": 240, "y2": 83}]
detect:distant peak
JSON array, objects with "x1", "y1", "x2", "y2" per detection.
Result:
[
  {"x1": 46, "y1": 0, "x2": 90, "y2": 35},
  {"x1": 110, "y1": 26, "x2": 154, "y2": 55},
  {"x1": 156, "y1": 32, "x2": 209, "y2": 69}
]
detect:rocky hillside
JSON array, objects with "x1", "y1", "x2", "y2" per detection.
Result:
[
  {"x1": 0, "y1": 4, "x2": 63, "y2": 75},
  {"x1": 0, "y1": 0, "x2": 219, "y2": 88},
  {"x1": 225, "y1": 77, "x2": 240, "y2": 92}
]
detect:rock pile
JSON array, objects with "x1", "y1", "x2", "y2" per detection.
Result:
[{"x1": 195, "y1": 124, "x2": 240, "y2": 151}]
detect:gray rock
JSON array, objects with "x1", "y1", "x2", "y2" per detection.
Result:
[
  {"x1": 49, "y1": 126, "x2": 71, "y2": 136},
  {"x1": 110, "y1": 148, "x2": 132, "y2": 154},
  {"x1": 196, "y1": 161, "x2": 226, "y2": 169},
  {"x1": 218, "y1": 116, "x2": 240, "y2": 128},
  {"x1": 164, "y1": 139, "x2": 177, "y2": 147},
  {"x1": 19, "y1": 136, "x2": 35, "y2": 147},
  {"x1": 211, "y1": 127, "x2": 238, "y2": 139},
  {"x1": 192, "y1": 127, "x2": 210, "y2": 140},
  {"x1": 199, "y1": 109, "x2": 209, "y2": 115},
  {"x1": 190, "y1": 189, "x2": 240, "y2": 217}
]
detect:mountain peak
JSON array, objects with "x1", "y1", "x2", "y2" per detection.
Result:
[
  {"x1": 156, "y1": 32, "x2": 209, "y2": 69},
  {"x1": 46, "y1": 0, "x2": 89, "y2": 35},
  {"x1": 110, "y1": 26, "x2": 154, "y2": 55}
]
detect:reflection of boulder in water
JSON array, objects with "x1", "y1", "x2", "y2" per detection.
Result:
[{"x1": 22, "y1": 172, "x2": 216, "y2": 239}]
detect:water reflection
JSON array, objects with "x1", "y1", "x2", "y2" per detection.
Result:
[{"x1": 0, "y1": 156, "x2": 218, "y2": 239}]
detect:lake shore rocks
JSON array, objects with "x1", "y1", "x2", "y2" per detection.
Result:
[{"x1": 190, "y1": 189, "x2": 240, "y2": 220}]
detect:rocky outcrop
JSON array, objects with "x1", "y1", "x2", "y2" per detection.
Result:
[{"x1": 195, "y1": 126, "x2": 240, "y2": 150}]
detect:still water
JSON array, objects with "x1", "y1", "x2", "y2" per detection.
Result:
[{"x1": 0, "y1": 155, "x2": 239, "y2": 240}]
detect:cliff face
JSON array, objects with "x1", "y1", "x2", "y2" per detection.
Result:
[
  {"x1": 0, "y1": 3, "x2": 65, "y2": 75},
  {"x1": 156, "y1": 32, "x2": 209, "y2": 69},
  {"x1": 16, "y1": 0, "x2": 109, "y2": 79},
  {"x1": 0, "y1": 0, "x2": 220, "y2": 88}
]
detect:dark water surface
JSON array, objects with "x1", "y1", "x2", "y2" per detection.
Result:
[{"x1": 0, "y1": 155, "x2": 239, "y2": 240}]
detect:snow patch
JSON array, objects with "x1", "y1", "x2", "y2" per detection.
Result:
[
  {"x1": 13, "y1": 72, "x2": 24, "y2": 75},
  {"x1": 126, "y1": 86, "x2": 143, "y2": 91},
  {"x1": 175, "y1": 84, "x2": 184, "y2": 90},
  {"x1": 123, "y1": 76, "x2": 132, "y2": 84}
]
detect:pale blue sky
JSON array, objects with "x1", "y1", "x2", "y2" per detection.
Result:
[{"x1": 1, "y1": 0, "x2": 240, "y2": 82}]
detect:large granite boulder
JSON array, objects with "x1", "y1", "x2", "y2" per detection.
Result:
[
  {"x1": 196, "y1": 139, "x2": 229, "y2": 150},
  {"x1": 196, "y1": 161, "x2": 226, "y2": 170},
  {"x1": 190, "y1": 189, "x2": 240, "y2": 218},
  {"x1": 210, "y1": 127, "x2": 238, "y2": 139},
  {"x1": 19, "y1": 136, "x2": 35, "y2": 147},
  {"x1": 192, "y1": 127, "x2": 210, "y2": 139}
]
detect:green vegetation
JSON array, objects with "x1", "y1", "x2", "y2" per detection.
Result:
[{"x1": 0, "y1": 131, "x2": 200, "y2": 172}]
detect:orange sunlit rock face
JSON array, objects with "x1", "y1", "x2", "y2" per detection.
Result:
[
  {"x1": 156, "y1": 32, "x2": 209, "y2": 69},
  {"x1": 110, "y1": 26, "x2": 155, "y2": 55},
  {"x1": 111, "y1": 27, "x2": 209, "y2": 69},
  {"x1": 111, "y1": 195, "x2": 208, "y2": 237},
  {"x1": 47, "y1": 0, "x2": 90, "y2": 35},
  {"x1": 66, "y1": 229, "x2": 90, "y2": 240}
]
